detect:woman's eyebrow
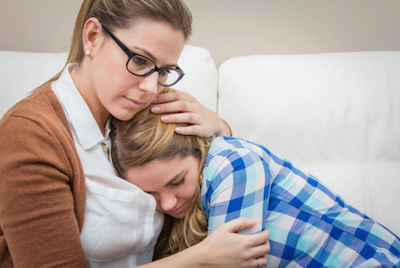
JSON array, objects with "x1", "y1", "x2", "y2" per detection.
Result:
[
  {"x1": 132, "y1": 46, "x2": 178, "y2": 68},
  {"x1": 165, "y1": 170, "x2": 186, "y2": 187},
  {"x1": 133, "y1": 46, "x2": 156, "y2": 60}
]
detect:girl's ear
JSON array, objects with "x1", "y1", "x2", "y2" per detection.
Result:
[{"x1": 82, "y1": 17, "x2": 103, "y2": 57}]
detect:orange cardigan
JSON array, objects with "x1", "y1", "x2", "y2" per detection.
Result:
[{"x1": 0, "y1": 83, "x2": 87, "y2": 267}]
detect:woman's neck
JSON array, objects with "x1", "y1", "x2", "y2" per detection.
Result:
[{"x1": 70, "y1": 64, "x2": 110, "y2": 136}]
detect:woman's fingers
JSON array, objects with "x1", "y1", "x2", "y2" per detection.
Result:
[
  {"x1": 151, "y1": 89, "x2": 231, "y2": 137},
  {"x1": 218, "y1": 218, "x2": 271, "y2": 258},
  {"x1": 151, "y1": 99, "x2": 194, "y2": 114},
  {"x1": 152, "y1": 90, "x2": 195, "y2": 108},
  {"x1": 220, "y1": 217, "x2": 257, "y2": 233},
  {"x1": 198, "y1": 218, "x2": 271, "y2": 267},
  {"x1": 159, "y1": 110, "x2": 199, "y2": 124},
  {"x1": 254, "y1": 256, "x2": 268, "y2": 268},
  {"x1": 151, "y1": 90, "x2": 224, "y2": 137},
  {"x1": 245, "y1": 230, "x2": 271, "y2": 259}
]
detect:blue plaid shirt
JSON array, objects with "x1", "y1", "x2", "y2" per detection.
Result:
[{"x1": 201, "y1": 136, "x2": 400, "y2": 267}]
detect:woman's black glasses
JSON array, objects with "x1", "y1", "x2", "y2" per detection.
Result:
[{"x1": 102, "y1": 25, "x2": 185, "y2": 87}]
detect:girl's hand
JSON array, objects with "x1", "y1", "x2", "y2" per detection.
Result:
[
  {"x1": 151, "y1": 89, "x2": 232, "y2": 138},
  {"x1": 195, "y1": 217, "x2": 271, "y2": 267}
]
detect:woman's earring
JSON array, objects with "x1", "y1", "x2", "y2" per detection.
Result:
[{"x1": 85, "y1": 50, "x2": 91, "y2": 56}]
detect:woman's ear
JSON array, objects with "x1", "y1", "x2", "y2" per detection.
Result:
[{"x1": 82, "y1": 17, "x2": 103, "y2": 57}]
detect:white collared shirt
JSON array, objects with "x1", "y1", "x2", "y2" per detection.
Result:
[{"x1": 51, "y1": 65, "x2": 163, "y2": 267}]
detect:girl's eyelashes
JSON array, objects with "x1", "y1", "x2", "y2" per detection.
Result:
[
  {"x1": 144, "y1": 177, "x2": 185, "y2": 195},
  {"x1": 171, "y1": 177, "x2": 185, "y2": 186}
]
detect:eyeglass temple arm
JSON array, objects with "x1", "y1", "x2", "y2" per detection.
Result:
[{"x1": 101, "y1": 25, "x2": 133, "y2": 58}]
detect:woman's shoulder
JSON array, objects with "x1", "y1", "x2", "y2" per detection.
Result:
[
  {"x1": 0, "y1": 83, "x2": 72, "y2": 152},
  {"x1": 1, "y1": 83, "x2": 68, "y2": 130}
]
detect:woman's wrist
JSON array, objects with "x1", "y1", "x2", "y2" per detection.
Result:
[
  {"x1": 219, "y1": 118, "x2": 233, "y2": 137},
  {"x1": 140, "y1": 243, "x2": 203, "y2": 268}
]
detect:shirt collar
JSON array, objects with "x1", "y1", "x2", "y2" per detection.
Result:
[{"x1": 51, "y1": 64, "x2": 107, "y2": 150}]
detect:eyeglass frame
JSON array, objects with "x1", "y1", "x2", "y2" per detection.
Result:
[{"x1": 101, "y1": 24, "x2": 185, "y2": 87}]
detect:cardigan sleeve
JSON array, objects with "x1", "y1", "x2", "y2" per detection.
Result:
[
  {"x1": 204, "y1": 147, "x2": 272, "y2": 235},
  {"x1": 0, "y1": 114, "x2": 87, "y2": 267}
]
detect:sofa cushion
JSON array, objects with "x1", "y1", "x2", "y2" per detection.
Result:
[
  {"x1": 174, "y1": 45, "x2": 218, "y2": 111},
  {"x1": 0, "y1": 45, "x2": 218, "y2": 118},
  {"x1": 218, "y1": 51, "x2": 400, "y2": 236}
]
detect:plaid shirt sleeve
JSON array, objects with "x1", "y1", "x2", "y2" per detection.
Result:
[
  {"x1": 201, "y1": 136, "x2": 273, "y2": 235},
  {"x1": 201, "y1": 136, "x2": 400, "y2": 267}
]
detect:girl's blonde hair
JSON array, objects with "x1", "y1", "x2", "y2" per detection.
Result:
[
  {"x1": 50, "y1": 0, "x2": 192, "y2": 81},
  {"x1": 110, "y1": 87, "x2": 209, "y2": 259}
]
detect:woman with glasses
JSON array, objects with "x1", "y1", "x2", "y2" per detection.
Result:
[
  {"x1": 0, "y1": 0, "x2": 270, "y2": 267},
  {"x1": 111, "y1": 87, "x2": 400, "y2": 268}
]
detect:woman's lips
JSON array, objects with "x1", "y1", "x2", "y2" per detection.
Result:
[{"x1": 125, "y1": 96, "x2": 145, "y2": 107}]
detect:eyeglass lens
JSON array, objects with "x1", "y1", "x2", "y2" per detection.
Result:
[{"x1": 127, "y1": 55, "x2": 182, "y2": 86}]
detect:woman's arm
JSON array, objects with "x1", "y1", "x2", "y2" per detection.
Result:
[
  {"x1": 0, "y1": 116, "x2": 86, "y2": 267},
  {"x1": 138, "y1": 217, "x2": 270, "y2": 268},
  {"x1": 151, "y1": 89, "x2": 232, "y2": 138},
  {"x1": 142, "y1": 144, "x2": 271, "y2": 268}
]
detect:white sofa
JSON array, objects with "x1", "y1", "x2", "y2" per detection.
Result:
[{"x1": 1, "y1": 46, "x2": 399, "y2": 238}]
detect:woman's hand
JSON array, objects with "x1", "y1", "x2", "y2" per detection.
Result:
[
  {"x1": 140, "y1": 218, "x2": 270, "y2": 268},
  {"x1": 195, "y1": 217, "x2": 271, "y2": 267},
  {"x1": 151, "y1": 89, "x2": 232, "y2": 138}
]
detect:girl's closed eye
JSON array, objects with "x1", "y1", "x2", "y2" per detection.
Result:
[{"x1": 171, "y1": 177, "x2": 185, "y2": 186}]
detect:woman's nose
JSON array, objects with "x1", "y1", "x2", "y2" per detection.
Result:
[{"x1": 138, "y1": 71, "x2": 159, "y2": 94}]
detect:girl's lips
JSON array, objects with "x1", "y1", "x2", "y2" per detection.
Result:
[{"x1": 167, "y1": 203, "x2": 186, "y2": 217}]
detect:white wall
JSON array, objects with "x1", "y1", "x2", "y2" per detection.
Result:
[
  {"x1": 0, "y1": 0, "x2": 81, "y2": 53},
  {"x1": 185, "y1": 0, "x2": 400, "y2": 65},
  {"x1": 1, "y1": 0, "x2": 399, "y2": 66}
]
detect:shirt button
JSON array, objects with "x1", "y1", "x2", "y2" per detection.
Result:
[{"x1": 101, "y1": 142, "x2": 106, "y2": 146}]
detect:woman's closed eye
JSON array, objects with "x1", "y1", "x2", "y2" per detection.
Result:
[
  {"x1": 159, "y1": 69, "x2": 172, "y2": 77},
  {"x1": 132, "y1": 55, "x2": 149, "y2": 66}
]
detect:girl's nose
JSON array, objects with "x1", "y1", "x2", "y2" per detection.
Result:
[{"x1": 159, "y1": 193, "x2": 177, "y2": 212}]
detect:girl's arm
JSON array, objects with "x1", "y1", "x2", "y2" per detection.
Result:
[
  {"x1": 138, "y1": 217, "x2": 270, "y2": 268},
  {"x1": 205, "y1": 148, "x2": 272, "y2": 236},
  {"x1": 151, "y1": 89, "x2": 232, "y2": 138}
]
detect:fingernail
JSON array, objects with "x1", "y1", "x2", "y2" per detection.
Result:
[
  {"x1": 151, "y1": 106, "x2": 160, "y2": 112},
  {"x1": 161, "y1": 115, "x2": 169, "y2": 121}
]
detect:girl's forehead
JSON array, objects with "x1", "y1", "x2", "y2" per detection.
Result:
[
  {"x1": 125, "y1": 156, "x2": 199, "y2": 190},
  {"x1": 126, "y1": 159, "x2": 180, "y2": 183}
]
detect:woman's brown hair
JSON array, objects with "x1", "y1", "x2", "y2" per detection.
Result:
[
  {"x1": 110, "y1": 87, "x2": 210, "y2": 259},
  {"x1": 49, "y1": 0, "x2": 192, "y2": 82}
]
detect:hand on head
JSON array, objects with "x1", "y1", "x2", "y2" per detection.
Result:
[{"x1": 152, "y1": 89, "x2": 230, "y2": 138}]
